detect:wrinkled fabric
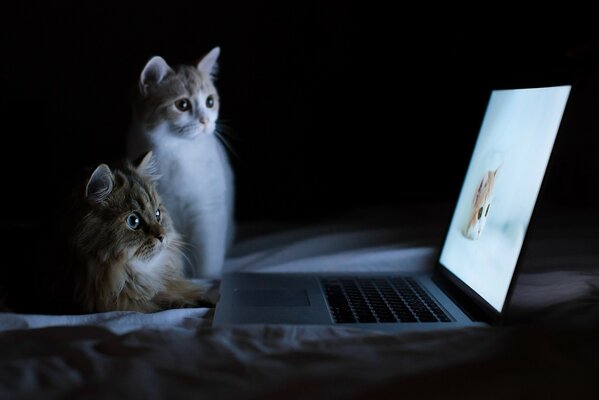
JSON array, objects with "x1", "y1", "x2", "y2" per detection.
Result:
[{"x1": 1, "y1": 206, "x2": 598, "y2": 399}]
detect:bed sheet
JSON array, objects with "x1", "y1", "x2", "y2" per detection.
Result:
[{"x1": 1, "y1": 205, "x2": 598, "y2": 399}]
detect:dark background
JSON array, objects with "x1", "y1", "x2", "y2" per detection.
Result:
[{"x1": 1, "y1": 3, "x2": 598, "y2": 225}]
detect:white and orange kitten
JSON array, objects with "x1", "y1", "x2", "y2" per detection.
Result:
[
  {"x1": 127, "y1": 47, "x2": 234, "y2": 278},
  {"x1": 464, "y1": 168, "x2": 499, "y2": 240}
]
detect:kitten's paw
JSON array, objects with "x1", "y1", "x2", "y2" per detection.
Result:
[
  {"x1": 193, "y1": 297, "x2": 216, "y2": 308},
  {"x1": 173, "y1": 287, "x2": 215, "y2": 309}
]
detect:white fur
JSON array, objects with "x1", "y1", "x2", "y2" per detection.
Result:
[
  {"x1": 129, "y1": 229, "x2": 172, "y2": 273},
  {"x1": 128, "y1": 121, "x2": 234, "y2": 278},
  {"x1": 128, "y1": 49, "x2": 234, "y2": 278}
]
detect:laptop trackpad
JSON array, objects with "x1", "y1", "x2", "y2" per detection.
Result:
[{"x1": 232, "y1": 289, "x2": 310, "y2": 307}]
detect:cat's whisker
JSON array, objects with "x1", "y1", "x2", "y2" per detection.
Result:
[
  {"x1": 215, "y1": 121, "x2": 239, "y2": 137},
  {"x1": 215, "y1": 122, "x2": 241, "y2": 144},
  {"x1": 170, "y1": 245, "x2": 194, "y2": 268},
  {"x1": 215, "y1": 129, "x2": 240, "y2": 160},
  {"x1": 170, "y1": 238, "x2": 201, "y2": 259},
  {"x1": 167, "y1": 238, "x2": 195, "y2": 264},
  {"x1": 171, "y1": 237, "x2": 198, "y2": 251}
]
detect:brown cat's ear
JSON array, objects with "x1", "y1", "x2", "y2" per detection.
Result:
[
  {"x1": 197, "y1": 47, "x2": 220, "y2": 78},
  {"x1": 135, "y1": 151, "x2": 160, "y2": 182},
  {"x1": 86, "y1": 164, "x2": 114, "y2": 204},
  {"x1": 140, "y1": 56, "x2": 173, "y2": 94}
]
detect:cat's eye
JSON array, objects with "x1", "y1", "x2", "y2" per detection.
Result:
[
  {"x1": 477, "y1": 207, "x2": 483, "y2": 220},
  {"x1": 485, "y1": 204, "x2": 490, "y2": 217},
  {"x1": 155, "y1": 209, "x2": 161, "y2": 221},
  {"x1": 175, "y1": 98, "x2": 191, "y2": 112},
  {"x1": 126, "y1": 213, "x2": 141, "y2": 230},
  {"x1": 206, "y1": 95, "x2": 214, "y2": 108}
]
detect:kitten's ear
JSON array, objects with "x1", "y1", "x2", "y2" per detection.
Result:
[
  {"x1": 86, "y1": 164, "x2": 114, "y2": 204},
  {"x1": 134, "y1": 151, "x2": 161, "y2": 182},
  {"x1": 197, "y1": 47, "x2": 220, "y2": 78},
  {"x1": 140, "y1": 56, "x2": 173, "y2": 94}
]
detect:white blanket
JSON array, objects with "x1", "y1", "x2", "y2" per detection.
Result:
[{"x1": 1, "y1": 205, "x2": 598, "y2": 399}]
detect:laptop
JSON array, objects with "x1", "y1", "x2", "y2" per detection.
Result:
[{"x1": 214, "y1": 84, "x2": 572, "y2": 331}]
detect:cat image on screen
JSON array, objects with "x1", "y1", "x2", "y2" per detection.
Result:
[
  {"x1": 72, "y1": 152, "x2": 213, "y2": 313},
  {"x1": 127, "y1": 47, "x2": 234, "y2": 279},
  {"x1": 464, "y1": 168, "x2": 499, "y2": 240}
]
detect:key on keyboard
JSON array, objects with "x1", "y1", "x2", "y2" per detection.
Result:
[{"x1": 321, "y1": 276, "x2": 452, "y2": 323}]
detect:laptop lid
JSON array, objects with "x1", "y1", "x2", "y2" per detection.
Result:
[{"x1": 434, "y1": 85, "x2": 572, "y2": 324}]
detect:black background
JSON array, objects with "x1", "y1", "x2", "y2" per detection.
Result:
[{"x1": 1, "y1": 3, "x2": 598, "y2": 224}]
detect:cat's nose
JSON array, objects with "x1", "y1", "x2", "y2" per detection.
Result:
[
  {"x1": 199, "y1": 116, "x2": 208, "y2": 125},
  {"x1": 151, "y1": 225, "x2": 165, "y2": 242}
]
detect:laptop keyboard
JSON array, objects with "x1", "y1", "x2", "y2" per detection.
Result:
[{"x1": 321, "y1": 277, "x2": 452, "y2": 323}]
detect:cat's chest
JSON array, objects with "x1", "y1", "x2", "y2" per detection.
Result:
[
  {"x1": 155, "y1": 138, "x2": 230, "y2": 191},
  {"x1": 128, "y1": 256, "x2": 170, "y2": 294}
]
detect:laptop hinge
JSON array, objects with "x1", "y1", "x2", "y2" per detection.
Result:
[{"x1": 432, "y1": 271, "x2": 498, "y2": 325}]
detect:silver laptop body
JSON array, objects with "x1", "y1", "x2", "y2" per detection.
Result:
[{"x1": 214, "y1": 85, "x2": 572, "y2": 332}]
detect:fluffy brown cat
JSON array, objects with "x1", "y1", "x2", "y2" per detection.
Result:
[{"x1": 71, "y1": 152, "x2": 213, "y2": 313}]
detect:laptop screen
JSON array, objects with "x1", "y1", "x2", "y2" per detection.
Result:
[{"x1": 439, "y1": 85, "x2": 571, "y2": 312}]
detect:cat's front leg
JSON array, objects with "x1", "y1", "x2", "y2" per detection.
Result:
[
  {"x1": 156, "y1": 278, "x2": 215, "y2": 309},
  {"x1": 186, "y1": 206, "x2": 229, "y2": 279}
]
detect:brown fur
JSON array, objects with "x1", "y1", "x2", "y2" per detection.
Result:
[
  {"x1": 70, "y1": 152, "x2": 213, "y2": 313},
  {"x1": 464, "y1": 169, "x2": 498, "y2": 240}
]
